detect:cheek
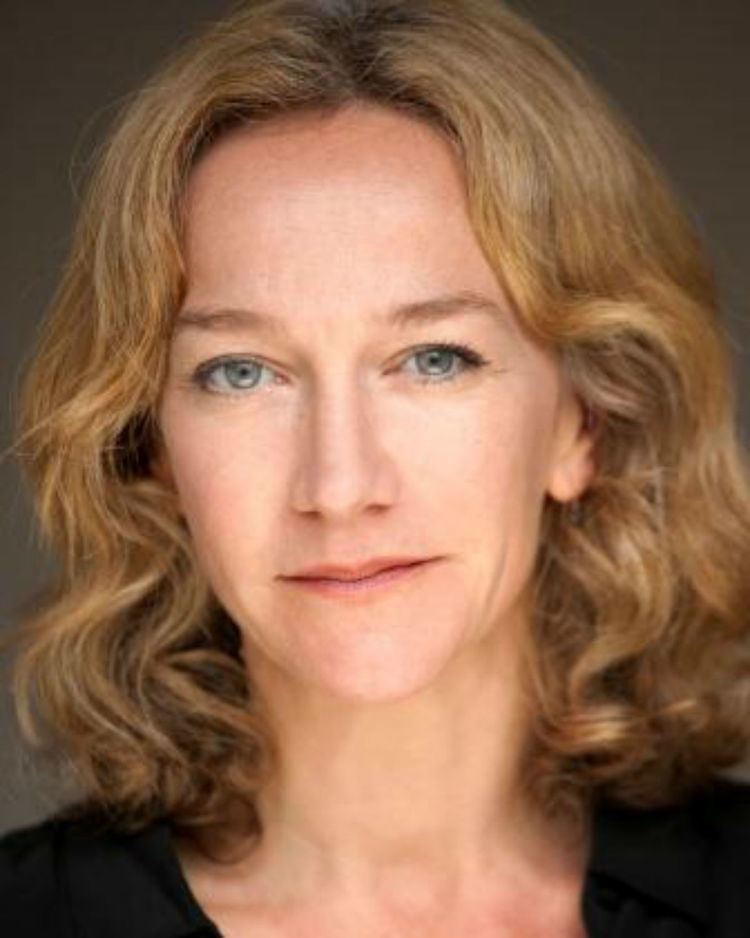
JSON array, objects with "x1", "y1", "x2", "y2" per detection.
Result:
[
  {"x1": 448, "y1": 386, "x2": 556, "y2": 613},
  {"x1": 453, "y1": 388, "x2": 554, "y2": 513},
  {"x1": 158, "y1": 373, "x2": 555, "y2": 585},
  {"x1": 159, "y1": 411, "x2": 275, "y2": 570}
]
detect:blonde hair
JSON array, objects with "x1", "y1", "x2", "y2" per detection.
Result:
[{"x1": 6, "y1": 0, "x2": 750, "y2": 847}]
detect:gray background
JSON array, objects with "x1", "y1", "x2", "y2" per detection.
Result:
[{"x1": 2, "y1": 0, "x2": 748, "y2": 835}]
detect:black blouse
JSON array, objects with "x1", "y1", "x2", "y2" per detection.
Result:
[{"x1": 2, "y1": 776, "x2": 750, "y2": 937}]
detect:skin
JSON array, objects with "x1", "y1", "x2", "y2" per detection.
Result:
[{"x1": 155, "y1": 102, "x2": 595, "y2": 936}]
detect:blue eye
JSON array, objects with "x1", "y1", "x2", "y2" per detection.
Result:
[
  {"x1": 192, "y1": 342, "x2": 489, "y2": 396},
  {"x1": 407, "y1": 344, "x2": 487, "y2": 383},
  {"x1": 192, "y1": 357, "x2": 275, "y2": 395}
]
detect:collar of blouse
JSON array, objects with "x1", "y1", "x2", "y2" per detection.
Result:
[{"x1": 56, "y1": 778, "x2": 750, "y2": 938}]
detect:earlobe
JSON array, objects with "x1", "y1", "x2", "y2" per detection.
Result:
[
  {"x1": 150, "y1": 449, "x2": 175, "y2": 489},
  {"x1": 545, "y1": 400, "x2": 597, "y2": 505}
]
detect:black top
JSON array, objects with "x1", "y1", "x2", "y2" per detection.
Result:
[{"x1": 2, "y1": 777, "x2": 750, "y2": 937}]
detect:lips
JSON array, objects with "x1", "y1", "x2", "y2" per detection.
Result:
[{"x1": 284, "y1": 556, "x2": 432, "y2": 582}]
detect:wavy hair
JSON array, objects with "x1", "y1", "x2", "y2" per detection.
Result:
[{"x1": 6, "y1": 0, "x2": 750, "y2": 849}]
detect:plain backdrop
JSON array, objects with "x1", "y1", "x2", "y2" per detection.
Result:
[{"x1": 2, "y1": 0, "x2": 749, "y2": 836}]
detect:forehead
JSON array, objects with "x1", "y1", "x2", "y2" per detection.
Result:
[
  {"x1": 176, "y1": 103, "x2": 529, "y2": 347},
  {"x1": 181, "y1": 103, "x2": 471, "y2": 251},
  {"x1": 187, "y1": 102, "x2": 463, "y2": 196}
]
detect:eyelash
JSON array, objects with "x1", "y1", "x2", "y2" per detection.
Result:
[{"x1": 190, "y1": 342, "x2": 490, "y2": 397}]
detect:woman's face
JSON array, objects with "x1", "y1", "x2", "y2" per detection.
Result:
[{"x1": 156, "y1": 103, "x2": 593, "y2": 701}]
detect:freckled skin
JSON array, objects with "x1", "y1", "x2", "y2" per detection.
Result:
[
  {"x1": 158, "y1": 102, "x2": 591, "y2": 703},
  {"x1": 156, "y1": 102, "x2": 595, "y2": 936}
]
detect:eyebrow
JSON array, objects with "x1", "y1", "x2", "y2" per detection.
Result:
[{"x1": 173, "y1": 289, "x2": 512, "y2": 337}]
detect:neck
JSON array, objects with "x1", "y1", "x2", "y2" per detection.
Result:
[{"x1": 230, "y1": 608, "x2": 590, "y2": 910}]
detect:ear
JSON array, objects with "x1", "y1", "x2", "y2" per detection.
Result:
[
  {"x1": 545, "y1": 387, "x2": 597, "y2": 505},
  {"x1": 150, "y1": 445, "x2": 176, "y2": 490}
]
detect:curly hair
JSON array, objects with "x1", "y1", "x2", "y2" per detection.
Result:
[{"x1": 5, "y1": 0, "x2": 750, "y2": 850}]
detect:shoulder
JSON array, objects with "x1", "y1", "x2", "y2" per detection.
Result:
[
  {"x1": 589, "y1": 775, "x2": 750, "y2": 934},
  {"x1": 693, "y1": 776, "x2": 750, "y2": 926},
  {"x1": 674, "y1": 776, "x2": 750, "y2": 934},
  {"x1": 593, "y1": 773, "x2": 750, "y2": 858},
  {"x1": 694, "y1": 773, "x2": 750, "y2": 830},
  {"x1": 681, "y1": 774, "x2": 750, "y2": 871},
  {"x1": 0, "y1": 815, "x2": 74, "y2": 936},
  {"x1": 0, "y1": 810, "x2": 213, "y2": 937}
]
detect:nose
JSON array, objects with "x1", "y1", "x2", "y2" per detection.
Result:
[{"x1": 289, "y1": 377, "x2": 398, "y2": 521}]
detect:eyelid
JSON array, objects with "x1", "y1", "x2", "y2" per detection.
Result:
[{"x1": 188, "y1": 341, "x2": 490, "y2": 396}]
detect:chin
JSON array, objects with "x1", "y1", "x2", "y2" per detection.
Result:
[
  {"x1": 238, "y1": 595, "x2": 475, "y2": 703},
  {"x1": 290, "y1": 641, "x2": 461, "y2": 704},
  {"x1": 316, "y1": 675, "x2": 442, "y2": 704}
]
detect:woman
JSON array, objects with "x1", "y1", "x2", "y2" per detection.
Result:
[{"x1": 2, "y1": 0, "x2": 750, "y2": 935}]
